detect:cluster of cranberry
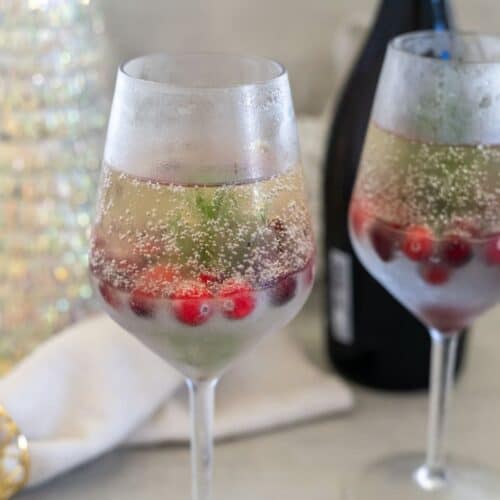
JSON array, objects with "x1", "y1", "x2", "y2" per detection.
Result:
[
  {"x1": 350, "y1": 199, "x2": 500, "y2": 286},
  {"x1": 96, "y1": 258, "x2": 314, "y2": 327}
]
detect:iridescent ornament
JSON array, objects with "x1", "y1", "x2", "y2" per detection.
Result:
[{"x1": 0, "y1": 0, "x2": 108, "y2": 372}]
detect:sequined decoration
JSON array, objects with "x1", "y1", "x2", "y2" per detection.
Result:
[
  {"x1": 0, "y1": 406, "x2": 30, "y2": 498},
  {"x1": 0, "y1": 0, "x2": 108, "y2": 373}
]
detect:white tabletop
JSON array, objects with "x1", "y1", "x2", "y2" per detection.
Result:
[{"x1": 18, "y1": 289, "x2": 500, "y2": 500}]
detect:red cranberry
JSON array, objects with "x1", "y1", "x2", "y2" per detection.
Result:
[
  {"x1": 171, "y1": 281, "x2": 213, "y2": 326},
  {"x1": 419, "y1": 263, "x2": 451, "y2": 286},
  {"x1": 484, "y1": 233, "x2": 500, "y2": 265},
  {"x1": 268, "y1": 274, "x2": 297, "y2": 306},
  {"x1": 98, "y1": 282, "x2": 121, "y2": 309},
  {"x1": 441, "y1": 234, "x2": 473, "y2": 268},
  {"x1": 402, "y1": 225, "x2": 434, "y2": 262},
  {"x1": 369, "y1": 222, "x2": 398, "y2": 262},
  {"x1": 218, "y1": 280, "x2": 256, "y2": 320}
]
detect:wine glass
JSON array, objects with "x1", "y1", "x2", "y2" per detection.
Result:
[
  {"x1": 347, "y1": 32, "x2": 500, "y2": 499},
  {"x1": 89, "y1": 53, "x2": 315, "y2": 500}
]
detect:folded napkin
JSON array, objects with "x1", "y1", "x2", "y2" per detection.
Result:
[{"x1": 0, "y1": 314, "x2": 353, "y2": 488}]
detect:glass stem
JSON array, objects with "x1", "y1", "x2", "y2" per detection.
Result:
[
  {"x1": 417, "y1": 329, "x2": 460, "y2": 490},
  {"x1": 187, "y1": 378, "x2": 217, "y2": 500}
]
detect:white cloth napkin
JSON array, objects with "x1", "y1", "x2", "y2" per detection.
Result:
[{"x1": 0, "y1": 314, "x2": 353, "y2": 488}]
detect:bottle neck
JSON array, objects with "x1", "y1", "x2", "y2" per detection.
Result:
[
  {"x1": 375, "y1": 0, "x2": 452, "y2": 31},
  {"x1": 419, "y1": 0, "x2": 452, "y2": 30}
]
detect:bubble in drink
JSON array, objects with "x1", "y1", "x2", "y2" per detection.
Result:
[
  {"x1": 90, "y1": 164, "x2": 315, "y2": 379},
  {"x1": 349, "y1": 123, "x2": 500, "y2": 332}
]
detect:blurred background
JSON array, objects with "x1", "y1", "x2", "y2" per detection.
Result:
[
  {"x1": 101, "y1": 0, "x2": 499, "y2": 113},
  {"x1": 2, "y1": 0, "x2": 499, "y2": 369},
  {"x1": 0, "y1": 0, "x2": 497, "y2": 372},
  {"x1": 2, "y1": 1, "x2": 500, "y2": 497}
]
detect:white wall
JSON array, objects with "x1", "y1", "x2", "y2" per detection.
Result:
[{"x1": 100, "y1": 0, "x2": 500, "y2": 113}]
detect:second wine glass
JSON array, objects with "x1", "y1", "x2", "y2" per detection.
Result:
[
  {"x1": 89, "y1": 53, "x2": 315, "y2": 500},
  {"x1": 348, "y1": 31, "x2": 500, "y2": 499}
]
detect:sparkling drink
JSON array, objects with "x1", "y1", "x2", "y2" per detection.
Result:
[
  {"x1": 92, "y1": 53, "x2": 315, "y2": 500},
  {"x1": 350, "y1": 123, "x2": 500, "y2": 333},
  {"x1": 90, "y1": 165, "x2": 315, "y2": 379},
  {"x1": 346, "y1": 32, "x2": 500, "y2": 499},
  {"x1": 324, "y1": 0, "x2": 459, "y2": 392}
]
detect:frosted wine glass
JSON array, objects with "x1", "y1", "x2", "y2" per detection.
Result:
[
  {"x1": 89, "y1": 53, "x2": 315, "y2": 500},
  {"x1": 347, "y1": 31, "x2": 500, "y2": 499}
]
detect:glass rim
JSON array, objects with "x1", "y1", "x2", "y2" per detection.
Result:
[
  {"x1": 389, "y1": 30, "x2": 500, "y2": 65},
  {"x1": 118, "y1": 52, "x2": 287, "y2": 92}
]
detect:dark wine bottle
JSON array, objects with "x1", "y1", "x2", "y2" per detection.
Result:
[{"x1": 324, "y1": 0, "x2": 466, "y2": 391}]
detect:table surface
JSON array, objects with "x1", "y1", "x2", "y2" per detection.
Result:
[{"x1": 18, "y1": 289, "x2": 500, "y2": 500}]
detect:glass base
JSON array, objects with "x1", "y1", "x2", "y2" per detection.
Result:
[{"x1": 344, "y1": 453, "x2": 500, "y2": 500}]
